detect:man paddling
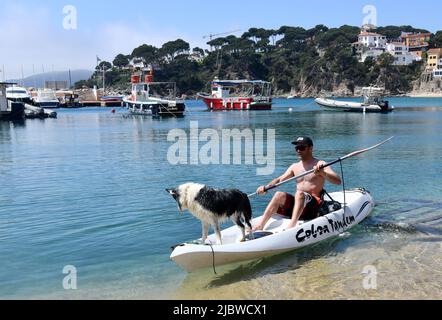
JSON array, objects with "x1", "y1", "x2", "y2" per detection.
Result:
[{"x1": 253, "y1": 137, "x2": 342, "y2": 231}]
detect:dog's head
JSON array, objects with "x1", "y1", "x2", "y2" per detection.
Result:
[
  {"x1": 166, "y1": 183, "x2": 203, "y2": 213},
  {"x1": 166, "y1": 187, "x2": 183, "y2": 212}
]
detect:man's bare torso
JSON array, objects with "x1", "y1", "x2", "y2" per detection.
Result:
[{"x1": 290, "y1": 158, "x2": 325, "y2": 197}]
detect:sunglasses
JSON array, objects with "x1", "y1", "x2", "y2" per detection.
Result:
[{"x1": 295, "y1": 146, "x2": 307, "y2": 151}]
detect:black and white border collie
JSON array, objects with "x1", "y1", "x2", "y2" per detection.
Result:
[{"x1": 166, "y1": 183, "x2": 253, "y2": 245}]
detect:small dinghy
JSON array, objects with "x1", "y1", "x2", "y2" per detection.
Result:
[
  {"x1": 315, "y1": 87, "x2": 394, "y2": 113},
  {"x1": 171, "y1": 188, "x2": 374, "y2": 272}
]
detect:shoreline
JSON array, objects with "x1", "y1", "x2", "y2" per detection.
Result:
[
  {"x1": 81, "y1": 86, "x2": 442, "y2": 100},
  {"x1": 404, "y1": 93, "x2": 442, "y2": 98}
]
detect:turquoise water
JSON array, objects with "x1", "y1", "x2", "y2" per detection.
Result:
[{"x1": 0, "y1": 98, "x2": 441, "y2": 299}]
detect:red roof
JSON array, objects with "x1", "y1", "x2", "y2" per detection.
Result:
[
  {"x1": 401, "y1": 33, "x2": 431, "y2": 39},
  {"x1": 428, "y1": 48, "x2": 442, "y2": 55},
  {"x1": 359, "y1": 32, "x2": 383, "y2": 37}
]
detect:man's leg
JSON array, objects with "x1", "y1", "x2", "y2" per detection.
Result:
[
  {"x1": 253, "y1": 192, "x2": 288, "y2": 231},
  {"x1": 286, "y1": 191, "x2": 307, "y2": 229}
]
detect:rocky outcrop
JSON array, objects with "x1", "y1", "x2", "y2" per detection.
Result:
[{"x1": 409, "y1": 72, "x2": 442, "y2": 96}]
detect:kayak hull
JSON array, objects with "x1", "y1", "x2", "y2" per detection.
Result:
[{"x1": 171, "y1": 189, "x2": 374, "y2": 272}]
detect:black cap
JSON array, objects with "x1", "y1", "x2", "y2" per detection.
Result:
[{"x1": 292, "y1": 136, "x2": 313, "y2": 147}]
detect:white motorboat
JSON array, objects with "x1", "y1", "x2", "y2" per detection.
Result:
[
  {"x1": 6, "y1": 85, "x2": 33, "y2": 105},
  {"x1": 315, "y1": 87, "x2": 394, "y2": 113},
  {"x1": 32, "y1": 89, "x2": 60, "y2": 108},
  {"x1": 0, "y1": 82, "x2": 25, "y2": 121},
  {"x1": 171, "y1": 189, "x2": 374, "y2": 272}
]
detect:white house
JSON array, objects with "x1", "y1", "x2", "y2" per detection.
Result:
[
  {"x1": 433, "y1": 58, "x2": 442, "y2": 77},
  {"x1": 360, "y1": 48, "x2": 385, "y2": 62},
  {"x1": 386, "y1": 42, "x2": 408, "y2": 54},
  {"x1": 385, "y1": 42, "x2": 421, "y2": 66},
  {"x1": 128, "y1": 57, "x2": 146, "y2": 69},
  {"x1": 355, "y1": 31, "x2": 388, "y2": 63},
  {"x1": 358, "y1": 32, "x2": 387, "y2": 48}
]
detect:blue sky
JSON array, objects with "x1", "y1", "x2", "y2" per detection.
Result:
[{"x1": 1, "y1": 0, "x2": 441, "y2": 79}]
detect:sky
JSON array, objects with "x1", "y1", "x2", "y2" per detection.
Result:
[{"x1": 1, "y1": 0, "x2": 441, "y2": 79}]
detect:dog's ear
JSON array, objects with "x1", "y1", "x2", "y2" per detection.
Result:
[{"x1": 166, "y1": 188, "x2": 183, "y2": 212}]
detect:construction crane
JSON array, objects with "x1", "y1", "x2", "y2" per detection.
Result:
[
  {"x1": 203, "y1": 29, "x2": 242, "y2": 42},
  {"x1": 203, "y1": 30, "x2": 242, "y2": 76}
]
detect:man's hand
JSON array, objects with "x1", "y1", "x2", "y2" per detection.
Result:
[
  {"x1": 314, "y1": 161, "x2": 327, "y2": 178},
  {"x1": 256, "y1": 185, "x2": 268, "y2": 195}
]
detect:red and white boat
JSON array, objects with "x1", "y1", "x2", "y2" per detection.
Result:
[{"x1": 197, "y1": 79, "x2": 272, "y2": 111}]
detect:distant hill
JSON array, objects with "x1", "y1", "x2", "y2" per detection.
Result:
[{"x1": 8, "y1": 70, "x2": 93, "y2": 88}]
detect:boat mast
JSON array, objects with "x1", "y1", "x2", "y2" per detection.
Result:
[
  {"x1": 102, "y1": 65, "x2": 105, "y2": 92},
  {"x1": 42, "y1": 65, "x2": 46, "y2": 89},
  {"x1": 21, "y1": 65, "x2": 24, "y2": 87},
  {"x1": 32, "y1": 64, "x2": 37, "y2": 89}
]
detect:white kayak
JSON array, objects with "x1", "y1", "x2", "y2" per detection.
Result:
[
  {"x1": 315, "y1": 98, "x2": 394, "y2": 113},
  {"x1": 170, "y1": 188, "x2": 374, "y2": 272}
]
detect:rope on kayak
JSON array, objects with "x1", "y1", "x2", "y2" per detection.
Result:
[
  {"x1": 206, "y1": 243, "x2": 217, "y2": 275},
  {"x1": 339, "y1": 159, "x2": 347, "y2": 233}
]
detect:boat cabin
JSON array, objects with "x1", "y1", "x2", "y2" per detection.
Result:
[
  {"x1": 362, "y1": 87, "x2": 386, "y2": 105},
  {"x1": 210, "y1": 79, "x2": 272, "y2": 99}
]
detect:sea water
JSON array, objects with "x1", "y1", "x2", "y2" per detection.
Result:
[{"x1": 0, "y1": 98, "x2": 441, "y2": 299}]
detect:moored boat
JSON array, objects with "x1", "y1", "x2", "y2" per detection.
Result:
[
  {"x1": 315, "y1": 87, "x2": 394, "y2": 113},
  {"x1": 0, "y1": 83, "x2": 25, "y2": 121},
  {"x1": 100, "y1": 95, "x2": 123, "y2": 107},
  {"x1": 171, "y1": 188, "x2": 374, "y2": 272},
  {"x1": 197, "y1": 78, "x2": 272, "y2": 111},
  {"x1": 123, "y1": 68, "x2": 185, "y2": 117},
  {"x1": 32, "y1": 88, "x2": 60, "y2": 108},
  {"x1": 6, "y1": 85, "x2": 33, "y2": 105}
]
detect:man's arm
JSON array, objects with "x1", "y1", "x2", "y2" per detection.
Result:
[
  {"x1": 314, "y1": 161, "x2": 342, "y2": 185},
  {"x1": 256, "y1": 165, "x2": 295, "y2": 195}
]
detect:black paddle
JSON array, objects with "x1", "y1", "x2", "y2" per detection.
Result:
[{"x1": 248, "y1": 137, "x2": 394, "y2": 198}]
